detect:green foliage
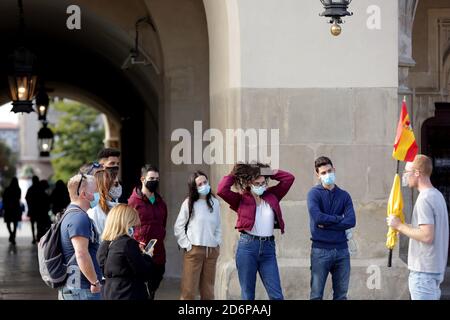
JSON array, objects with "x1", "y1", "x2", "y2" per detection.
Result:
[
  {"x1": 50, "y1": 100, "x2": 105, "y2": 182},
  {"x1": 0, "y1": 141, "x2": 17, "y2": 194}
]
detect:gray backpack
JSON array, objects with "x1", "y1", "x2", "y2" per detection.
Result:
[{"x1": 37, "y1": 207, "x2": 77, "y2": 288}]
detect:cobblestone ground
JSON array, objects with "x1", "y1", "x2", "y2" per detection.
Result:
[{"x1": 0, "y1": 218, "x2": 179, "y2": 300}]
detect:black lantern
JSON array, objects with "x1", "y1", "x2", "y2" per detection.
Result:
[
  {"x1": 35, "y1": 85, "x2": 50, "y2": 121},
  {"x1": 38, "y1": 121, "x2": 54, "y2": 157},
  {"x1": 8, "y1": 47, "x2": 38, "y2": 113},
  {"x1": 319, "y1": 0, "x2": 353, "y2": 36}
]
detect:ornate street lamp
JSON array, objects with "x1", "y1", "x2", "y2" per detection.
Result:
[
  {"x1": 8, "y1": 0, "x2": 38, "y2": 113},
  {"x1": 38, "y1": 121, "x2": 54, "y2": 157},
  {"x1": 319, "y1": 0, "x2": 353, "y2": 36},
  {"x1": 35, "y1": 85, "x2": 50, "y2": 121},
  {"x1": 8, "y1": 47, "x2": 38, "y2": 113}
]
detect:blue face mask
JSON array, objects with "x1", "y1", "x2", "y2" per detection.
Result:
[
  {"x1": 320, "y1": 172, "x2": 336, "y2": 186},
  {"x1": 251, "y1": 184, "x2": 266, "y2": 196},
  {"x1": 197, "y1": 184, "x2": 211, "y2": 196},
  {"x1": 128, "y1": 226, "x2": 134, "y2": 238},
  {"x1": 89, "y1": 192, "x2": 100, "y2": 208}
]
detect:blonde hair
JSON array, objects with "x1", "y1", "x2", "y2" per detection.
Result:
[
  {"x1": 412, "y1": 154, "x2": 433, "y2": 177},
  {"x1": 67, "y1": 174, "x2": 95, "y2": 200},
  {"x1": 102, "y1": 204, "x2": 140, "y2": 241}
]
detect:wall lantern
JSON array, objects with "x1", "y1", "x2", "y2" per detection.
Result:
[
  {"x1": 319, "y1": 0, "x2": 353, "y2": 36},
  {"x1": 38, "y1": 121, "x2": 54, "y2": 157}
]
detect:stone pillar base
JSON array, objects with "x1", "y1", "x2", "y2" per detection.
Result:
[{"x1": 215, "y1": 257, "x2": 410, "y2": 300}]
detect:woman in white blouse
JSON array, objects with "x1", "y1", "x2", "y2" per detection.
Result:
[{"x1": 174, "y1": 171, "x2": 221, "y2": 300}]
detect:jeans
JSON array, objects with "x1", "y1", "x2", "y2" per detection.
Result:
[
  {"x1": 235, "y1": 233, "x2": 283, "y2": 300},
  {"x1": 310, "y1": 247, "x2": 350, "y2": 300},
  {"x1": 58, "y1": 287, "x2": 102, "y2": 300},
  {"x1": 409, "y1": 271, "x2": 444, "y2": 300}
]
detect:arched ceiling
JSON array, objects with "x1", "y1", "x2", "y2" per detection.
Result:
[{"x1": 0, "y1": 0, "x2": 162, "y2": 125}]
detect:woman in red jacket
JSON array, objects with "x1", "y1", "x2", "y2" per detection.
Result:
[{"x1": 217, "y1": 163, "x2": 295, "y2": 300}]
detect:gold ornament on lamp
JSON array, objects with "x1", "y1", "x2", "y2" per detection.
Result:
[
  {"x1": 330, "y1": 23, "x2": 342, "y2": 36},
  {"x1": 319, "y1": 0, "x2": 353, "y2": 37}
]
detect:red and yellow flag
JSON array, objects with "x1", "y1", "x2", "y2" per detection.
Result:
[{"x1": 392, "y1": 100, "x2": 418, "y2": 162}]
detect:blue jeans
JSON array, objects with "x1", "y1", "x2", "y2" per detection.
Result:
[
  {"x1": 235, "y1": 233, "x2": 283, "y2": 300},
  {"x1": 409, "y1": 271, "x2": 444, "y2": 300},
  {"x1": 58, "y1": 287, "x2": 102, "y2": 300},
  {"x1": 310, "y1": 247, "x2": 350, "y2": 300}
]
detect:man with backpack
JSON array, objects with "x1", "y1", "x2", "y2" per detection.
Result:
[{"x1": 57, "y1": 173, "x2": 102, "y2": 300}]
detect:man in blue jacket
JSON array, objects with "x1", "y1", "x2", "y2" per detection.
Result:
[{"x1": 307, "y1": 156, "x2": 356, "y2": 300}]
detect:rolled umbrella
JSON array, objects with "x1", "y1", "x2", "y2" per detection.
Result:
[{"x1": 386, "y1": 173, "x2": 405, "y2": 267}]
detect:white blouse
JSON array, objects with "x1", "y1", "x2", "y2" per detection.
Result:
[
  {"x1": 174, "y1": 197, "x2": 221, "y2": 252},
  {"x1": 247, "y1": 200, "x2": 275, "y2": 237},
  {"x1": 87, "y1": 200, "x2": 118, "y2": 241}
]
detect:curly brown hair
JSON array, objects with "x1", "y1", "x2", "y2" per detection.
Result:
[{"x1": 231, "y1": 162, "x2": 271, "y2": 191}]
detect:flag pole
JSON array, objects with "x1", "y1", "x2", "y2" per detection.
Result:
[{"x1": 389, "y1": 96, "x2": 406, "y2": 267}]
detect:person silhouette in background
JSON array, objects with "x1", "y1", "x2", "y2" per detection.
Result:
[
  {"x1": 26, "y1": 176, "x2": 40, "y2": 244},
  {"x1": 36, "y1": 180, "x2": 51, "y2": 242},
  {"x1": 2, "y1": 177, "x2": 22, "y2": 245},
  {"x1": 50, "y1": 180, "x2": 71, "y2": 218}
]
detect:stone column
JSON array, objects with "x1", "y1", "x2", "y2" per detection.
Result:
[
  {"x1": 398, "y1": 0, "x2": 418, "y2": 95},
  {"x1": 398, "y1": 0, "x2": 419, "y2": 263}
]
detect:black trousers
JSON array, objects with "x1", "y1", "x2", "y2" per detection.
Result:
[{"x1": 147, "y1": 263, "x2": 165, "y2": 297}]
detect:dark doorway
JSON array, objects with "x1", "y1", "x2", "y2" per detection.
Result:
[{"x1": 421, "y1": 102, "x2": 450, "y2": 265}]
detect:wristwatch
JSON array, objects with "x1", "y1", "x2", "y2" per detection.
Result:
[{"x1": 91, "y1": 279, "x2": 100, "y2": 287}]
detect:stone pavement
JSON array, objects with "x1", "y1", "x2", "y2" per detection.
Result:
[{"x1": 0, "y1": 218, "x2": 179, "y2": 300}]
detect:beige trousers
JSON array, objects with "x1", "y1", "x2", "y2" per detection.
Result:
[{"x1": 180, "y1": 245, "x2": 220, "y2": 300}]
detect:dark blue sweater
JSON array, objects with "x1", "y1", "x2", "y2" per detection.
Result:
[{"x1": 307, "y1": 184, "x2": 356, "y2": 249}]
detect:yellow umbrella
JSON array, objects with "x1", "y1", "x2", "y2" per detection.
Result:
[{"x1": 386, "y1": 173, "x2": 405, "y2": 267}]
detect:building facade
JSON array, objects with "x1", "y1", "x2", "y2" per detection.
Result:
[
  {"x1": 0, "y1": 122, "x2": 19, "y2": 154},
  {"x1": 0, "y1": 0, "x2": 448, "y2": 299}
]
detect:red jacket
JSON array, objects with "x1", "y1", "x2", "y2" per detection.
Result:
[
  {"x1": 217, "y1": 170, "x2": 295, "y2": 234},
  {"x1": 128, "y1": 188, "x2": 167, "y2": 265}
]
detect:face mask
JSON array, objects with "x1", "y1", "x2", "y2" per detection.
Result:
[
  {"x1": 197, "y1": 184, "x2": 211, "y2": 196},
  {"x1": 320, "y1": 172, "x2": 336, "y2": 186},
  {"x1": 251, "y1": 184, "x2": 266, "y2": 196},
  {"x1": 402, "y1": 173, "x2": 409, "y2": 187},
  {"x1": 127, "y1": 226, "x2": 134, "y2": 238},
  {"x1": 89, "y1": 192, "x2": 100, "y2": 208},
  {"x1": 109, "y1": 184, "x2": 122, "y2": 200},
  {"x1": 145, "y1": 180, "x2": 159, "y2": 193}
]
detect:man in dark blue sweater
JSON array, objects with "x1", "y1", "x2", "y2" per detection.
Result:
[{"x1": 307, "y1": 156, "x2": 356, "y2": 300}]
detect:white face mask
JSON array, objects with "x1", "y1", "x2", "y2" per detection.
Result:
[{"x1": 109, "y1": 184, "x2": 122, "y2": 200}]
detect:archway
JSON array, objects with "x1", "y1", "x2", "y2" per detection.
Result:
[{"x1": 0, "y1": 0, "x2": 212, "y2": 289}]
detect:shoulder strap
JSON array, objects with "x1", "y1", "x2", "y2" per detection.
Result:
[{"x1": 56, "y1": 207, "x2": 80, "y2": 225}]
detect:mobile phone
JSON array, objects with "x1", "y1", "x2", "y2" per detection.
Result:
[{"x1": 145, "y1": 239, "x2": 157, "y2": 254}]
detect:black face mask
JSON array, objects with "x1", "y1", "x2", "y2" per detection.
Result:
[{"x1": 145, "y1": 180, "x2": 159, "y2": 193}]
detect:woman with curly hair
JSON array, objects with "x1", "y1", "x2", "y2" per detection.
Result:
[{"x1": 217, "y1": 163, "x2": 295, "y2": 300}]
